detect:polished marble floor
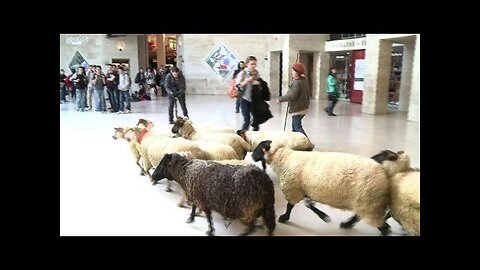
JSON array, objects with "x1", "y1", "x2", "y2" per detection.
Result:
[{"x1": 60, "y1": 95, "x2": 419, "y2": 236}]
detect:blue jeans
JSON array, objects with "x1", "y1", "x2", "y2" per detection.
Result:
[
  {"x1": 292, "y1": 114, "x2": 307, "y2": 137},
  {"x1": 94, "y1": 88, "x2": 106, "y2": 111},
  {"x1": 76, "y1": 88, "x2": 87, "y2": 110},
  {"x1": 235, "y1": 97, "x2": 241, "y2": 112},
  {"x1": 240, "y1": 98, "x2": 258, "y2": 130},
  {"x1": 118, "y1": 90, "x2": 131, "y2": 112}
]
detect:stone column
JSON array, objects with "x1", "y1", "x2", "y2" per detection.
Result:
[
  {"x1": 363, "y1": 36, "x2": 392, "y2": 114},
  {"x1": 156, "y1": 34, "x2": 166, "y2": 68},
  {"x1": 398, "y1": 42, "x2": 414, "y2": 112},
  {"x1": 137, "y1": 35, "x2": 148, "y2": 70},
  {"x1": 317, "y1": 52, "x2": 330, "y2": 100},
  {"x1": 408, "y1": 35, "x2": 420, "y2": 122}
]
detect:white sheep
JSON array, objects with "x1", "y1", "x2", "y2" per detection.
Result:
[
  {"x1": 373, "y1": 150, "x2": 420, "y2": 236},
  {"x1": 237, "y1": 129, "x2": 315, "y2": 151},
  {"x1": 171, "y1": 118, "x2": 251, "y2": 160},
  {"x1": 239, "y1": 129, "x2": 315, "y2": 171},
  {"x1": 126, "y1": 127, "x2": 209, "y2": 191},
  {"x1": 253, "y1": 140, "x2": 392, "y2": 235}
]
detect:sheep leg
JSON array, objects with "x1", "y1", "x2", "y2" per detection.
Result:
[
  {"x1": 165, "y1": 180, "x2": 172, "y2": 192},
  {"x1": 136, "y1": 159, "x2": 146, "y2": 175},
  {"x1": 384, "y1": 211, "x2": 391, "y2": 221},
  {"x1": 204, "y1": 209, "x2": 215, "y2": 236},
  {"x1": 304, "y1": 199, "x2": 331, "y2": 223},
  {"x1": 278, "y1": 203, "x2": 295, "y2": 223},
  {"x1": 378, "y1": 223, "x2": 391, "y2": 236},
  {"x1": 239, "y1": 223, "x2": 256, "y2": 236},
  {"x1": 186, "y1": 205, "x2": 197, "y2": 223},
  {"x1": 177, "y1": 192, "x2": 187, "y2": 207},
  {"x1": 340, "y1": 215, "x2": 360, "y2": 229}
]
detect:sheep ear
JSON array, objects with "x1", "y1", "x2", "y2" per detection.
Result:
[
  {"x1": 397, "y1": 151, "x2": 404, "y2": 155},
  {"x1": 114, "y1": 127, "x2": 121, "y2": 131}
]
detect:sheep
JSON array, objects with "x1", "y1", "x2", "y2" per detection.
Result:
[
  {"x1": 136, "y1": 118, "x2": 175, "y2": 137},
  {"x1": 236, "y1": 129, "x2": 315, "y2": 151},
  {"x1": 126, "y1": 127, "x2": 209, "y2": 191},
  {"x1": 372, "y1": 150, "x2": 420, "y2": 236},
  {"x1": 171, "y1": 117, "x2": 251, "y2": 160},
  {"x1": 238, "y1": 129, "x2": 315, "y2": 171},
  {"x1": 152, "y1": 153, "x2": 276, "y2": 236},
  {"x1": 112, "y1": 127, "x2": 146, "y2": 175},
  {"x1": 252, "y1": 140, "x2": 392, "y2": 236},
  {"x1": 138, "y1": 117, "x2": 235, "y2": 136}
]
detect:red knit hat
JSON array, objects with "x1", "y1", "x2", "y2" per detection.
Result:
[{"x1": 292, "y1": 63, "x2": 305, "y2": 75}]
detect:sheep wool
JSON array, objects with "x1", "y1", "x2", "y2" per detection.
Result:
[
  {"x1": 389, "y1": 170, "x2": 420, "y2": 236},
  {"x1": 240, "y1": 130, "x2": 315, "y2": 151},
  {"x1": 267, "y1": 143, "x2": 390, "y2": 229},
  {"x1": 152, "y1": 153, "x2": 276, "y2": 236}
]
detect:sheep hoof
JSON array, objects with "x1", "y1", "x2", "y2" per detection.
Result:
[
  {"x1": 140, "y1": 171, "x2": 145, "y2": 176},
  {"x1": 379, "y1": 225, "x2": 391, "y2": 236},
  {"x1": 322, "y1": 216, "x2": 331, "y2": 223},
  {"x1": 278, "y1": 214, "x2": 290, "y2": 223},
  {"x1": 177, "y1": 203, "x2": 186, "y2": 208},
  {"x1": 151, "y1": 180, "x2": 158, "y2": 185},
  {"x1": 186, "y1": 217, "x2": 194, "y2": 223},
  {"x1": 340, "y1": 222, "x2": 354, "y2": 229},
  {"x1": 206, "y1": 230, "x2": 215, "y2": 236},
  {"x1": 165, "y1": 188, "x2": 172, "y2": 192}
]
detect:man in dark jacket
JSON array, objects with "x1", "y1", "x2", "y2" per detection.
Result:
[{"x1": 164, "y1": 66, "x2": 189, "y2": 124}]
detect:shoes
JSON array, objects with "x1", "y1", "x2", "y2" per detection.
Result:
[
  {"x1": 328, "y1": 113, "x2": 337, "y2": 116},
  {"x1": 125, "y1": 109, "x2": 130, "y2": 114},
  {"x1": 169, "y1": 121, "x2": 175, "y2": 125},
  {"x1": 116, "y1": 111, "x2": 124, "y2": 114}
]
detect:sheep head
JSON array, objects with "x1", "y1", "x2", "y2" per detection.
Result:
[
  {"x1": 373, "y1": 150, "x2": 412, "y2": 177},
  {"x1": 137, "y1": 118, "x2": 154, "y2": 131},
  {"x1": 371, "y1": 150, "x2": 399, "y2": 164},
  {"x1": 171, "y1": 117, "x2": 195, "y2": 138},
  {"x1": 252, "y1": 140, "x2": 272, "y2": 163},
  {"x1": 125, "y1": 127, "x2": 147, "y2": 143},
  {"x1": 112, "y1": 127, "x2": 130, "y2": 140},
  {"x1": 152, "y1": 153, "x2": 188, "y2": 182},
  {"x1": 236, "y1": 129, "x2": 248, "y2": 141}
]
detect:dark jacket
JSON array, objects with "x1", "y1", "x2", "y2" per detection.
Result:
[
  {"x1": 251, "y1": 78, "x2": 273, "y2": 126},
  {"x1": 278, "y1": 76, "x2": 310, "y2": 113},
  {"x1": 164, "y1": 72, "x2": 186, "y2": 98}
]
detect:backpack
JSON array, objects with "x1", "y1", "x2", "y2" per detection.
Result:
[{"x1": 227, "y1": 79, "x2": 240, "y2": 98}]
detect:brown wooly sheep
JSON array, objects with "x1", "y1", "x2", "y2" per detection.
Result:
[
  {"x1": 152, "y1": 153, "x2": 276, "y2": 236},
  {"x1": 171, "y1": 117, "x2": 251, "y2": 160}
]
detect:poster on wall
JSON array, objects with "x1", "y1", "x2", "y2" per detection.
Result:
[
  {"x1": 204, "y1": 43, "x2": 240, "y2": 80},
  {"x1": 68, "y1": 51, "x2": 89, "y2": 73},
  {"x1": 354, "y1": 59, "x2": 365, "y2": 91}
]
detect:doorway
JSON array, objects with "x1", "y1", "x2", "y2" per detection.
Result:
[{"x1": 298, "y1": 52, "x2": 314, "y2": 98}]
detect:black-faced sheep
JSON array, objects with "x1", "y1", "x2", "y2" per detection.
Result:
[
  {"x1": 372, "y1": 150, "x2": 420, "y2": 236},
  {"x1": 171, "y1": 118, "x2": 251, "y2": 159},
  {"x1": 152, "y1": 153, "x2": 276, "y2": 236},
  {"x1": 253, "y1": 140, "x2": 392, "y2": 236}
]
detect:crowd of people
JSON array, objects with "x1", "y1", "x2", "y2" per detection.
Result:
[
  {"x1": 60, "y1": 64, "x2": 173, "y2": 114},
  {"x1": 61, "y1": 56, "x2": 340, "y2": 133}
]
